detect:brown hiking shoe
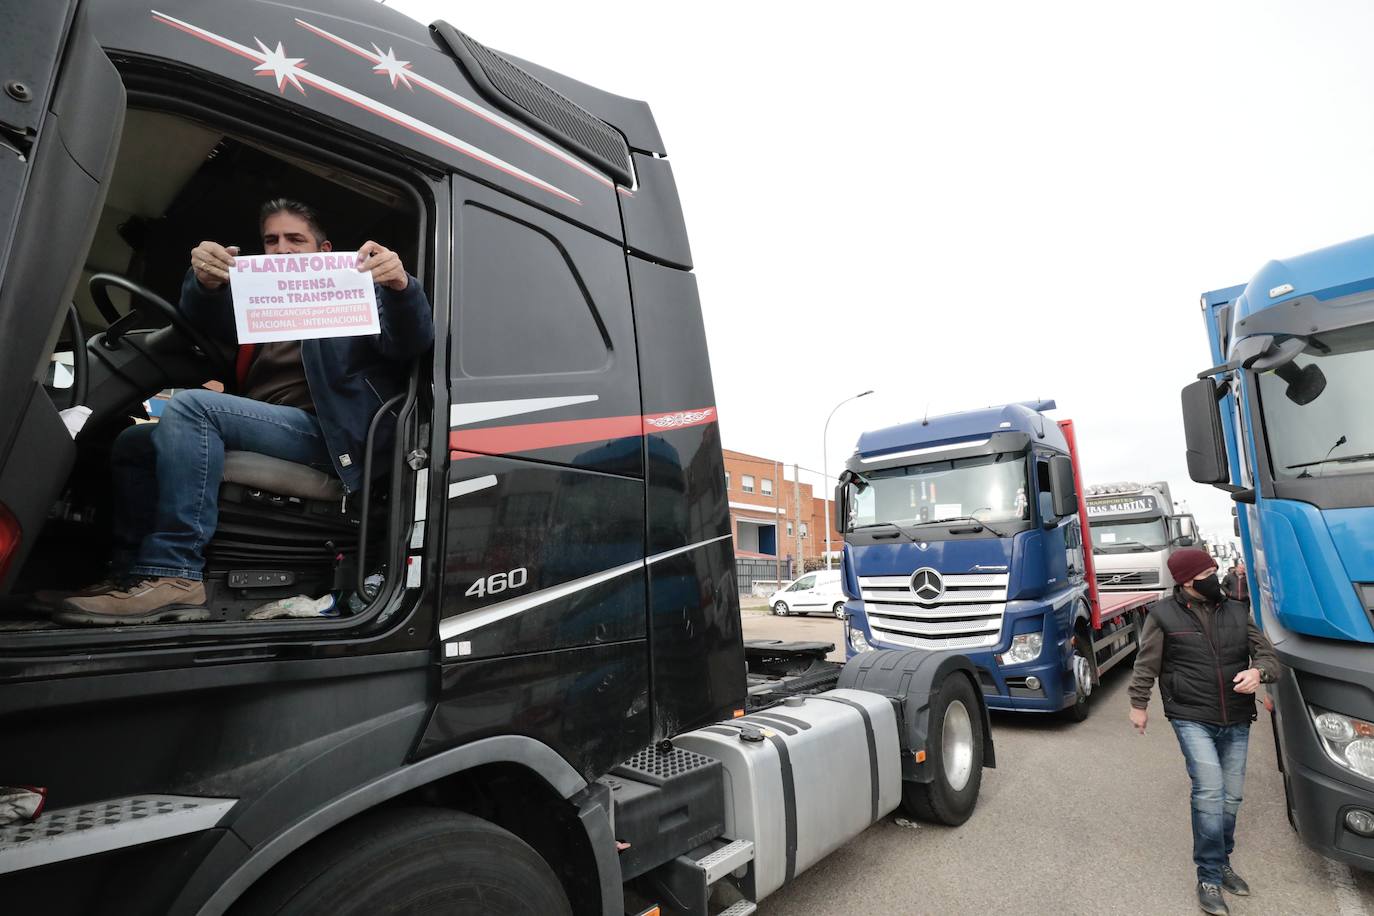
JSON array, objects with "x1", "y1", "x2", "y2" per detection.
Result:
[
  {"x1": 32, "y1": 576, "x2": 128, "y2": 611},
  {"x1": 54, "y1": 577, "x2": 210, "y2": 626}
]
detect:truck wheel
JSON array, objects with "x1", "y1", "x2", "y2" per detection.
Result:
[
  {"x1": 833, "y1": 601, "x2": 847, "y2": 619},
  {"x1": 1063, "y1": 629, "x2": 1093, "y2": 723},
  {"x1": 772, "y1": 601, "x2": 789, "y2": 616},
  {"x1": 233, "y1": 807, "x2": 571, "y2": 916},
  {"x1": 901, "y1": 674, "x2": 984, "y2": 826}
]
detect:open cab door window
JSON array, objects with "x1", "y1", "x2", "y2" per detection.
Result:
[{"x1": 0, "y1": 4, "x2": 125, "y2": 589}]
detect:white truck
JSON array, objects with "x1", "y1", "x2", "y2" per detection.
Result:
[{"x1": 1083, "y1": 482, "x2": 1198, "y2": 598}]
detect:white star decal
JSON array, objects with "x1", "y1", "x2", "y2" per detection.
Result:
[
  {"x1": 371, "y1": 45, "x2": 414, "y2": 89},
  {"x1": 253, "y1": 38, "x2": 307, "y2": 94}
]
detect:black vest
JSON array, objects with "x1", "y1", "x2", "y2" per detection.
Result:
[{"x1": 1153, "y1": 591, "x2": 1257, "y2": 725}]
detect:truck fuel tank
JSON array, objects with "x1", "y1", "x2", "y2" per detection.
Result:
[{"x1": 674, "y1": 688, "x2": 900, "y2": 903}]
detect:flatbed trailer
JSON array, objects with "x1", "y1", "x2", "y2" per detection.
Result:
[{"x1": 1090, "y1": 590, "x2": 1158, "y2": 677}]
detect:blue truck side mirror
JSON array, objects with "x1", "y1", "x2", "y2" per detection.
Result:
[
  {"x1": 1049, "y1": 455, "x2": 1077, "y2": 517},
  {"x1": 1180, "y1": 378, "x2": 1231, "y2": 485}
]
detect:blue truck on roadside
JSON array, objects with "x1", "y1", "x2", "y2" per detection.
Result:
[
  {"x1": 835, "y1": 401, "x2": 1154, "y2": 721},
  {"x1": 1182, "y1": 235, "x2": 1374, "y2": 870}
]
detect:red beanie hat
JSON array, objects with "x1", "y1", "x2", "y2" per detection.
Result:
[{"x1": 1167, "y1": 548, "x2": 1216, "y2": 585}]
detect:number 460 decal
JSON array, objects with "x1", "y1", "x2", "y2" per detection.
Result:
[{"x1": 465, "y1": 567, "x2": 529, "y2": 600}]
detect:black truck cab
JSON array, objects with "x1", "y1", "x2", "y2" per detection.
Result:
[{"x1": 0, "y1": 4, "x2": 991, "y2": 914}]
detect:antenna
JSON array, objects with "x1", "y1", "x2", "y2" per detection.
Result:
[{"x1": 921, "y1": 403, "x2": 930, "y2": 426}]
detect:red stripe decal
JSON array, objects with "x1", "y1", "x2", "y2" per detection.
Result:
[
  {"x1": 451, "y1": 414, "x2": 642, "y2": 458},
  {"x1": 448, "y1": 406, "x2": 717, "y2": 460}
]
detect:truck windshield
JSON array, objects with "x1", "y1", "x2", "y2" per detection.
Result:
[
  {"x1": 1257, "y1": 323, "x2": 1374, "y2": 481},
  {"x1": 850, "y1": 453, "x2": 1028, "y2": 530},
  {"x1": 1090, "y1": 518, "x2": 1167, "y2": 553}
]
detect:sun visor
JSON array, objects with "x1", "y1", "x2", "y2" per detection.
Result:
[{"x1": 849, "y1": 432, "x2": 1032, "y2": 474}]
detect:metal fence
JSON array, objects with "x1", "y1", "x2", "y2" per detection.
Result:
[{"x1": 734, "y1": 557, "x2": 794, "y2": 596}]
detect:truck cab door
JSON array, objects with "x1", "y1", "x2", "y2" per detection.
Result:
[{"x1": 0, "y1": 4, "x2": 125, "y2": 588}]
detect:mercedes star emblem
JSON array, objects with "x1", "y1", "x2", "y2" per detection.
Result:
[{"x1": 910, "y1": 567, "x2": 944, "y2": 603}]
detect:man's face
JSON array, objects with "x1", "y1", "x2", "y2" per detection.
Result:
[
  {"x1": 262, "y1": 212, "x2": 331, "y2": 254},
  {"x1": 1191, "y1": 566, "x2": 1219, "y2": 588}
]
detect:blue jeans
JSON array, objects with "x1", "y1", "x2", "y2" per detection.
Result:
[
  {"x1": 1171, "y1": 719, "x2": 1251, "y2": 884},
  {"x1": 110, "y1": 391, "x2": 333, "y2": 581}
]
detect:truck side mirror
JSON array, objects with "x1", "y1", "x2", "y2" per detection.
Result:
[
  {"x1": 1180, "y1": 379, "x2": 1230, "y2": 485},
  {"x1": 1038, "y1": 491, "x2": 1057, "y2": 529},
  {"x1": 1049, "y1": 455, "x2": 1077, "y2": 518},
  {"x1": 834, "y1": 479, "x2": 850, "y2": 534}
]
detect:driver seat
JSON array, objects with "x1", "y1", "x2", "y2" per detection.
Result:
[
  {"x1": 223, "y1": 452, "x2": 344, "y2": 502},
  {"x1": 202, "y1": 452, "x2": 364, "y2": 619}
]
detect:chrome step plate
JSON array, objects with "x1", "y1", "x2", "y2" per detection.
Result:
[{"x1": 697, "y1": 837, "x2": 755, "y2": 885}]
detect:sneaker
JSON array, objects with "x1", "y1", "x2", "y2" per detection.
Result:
[
  {"x1": 1197, "y1": 881, "x2": 1230, "y2": 915},
  {"x1": 1221, "y1": 864, "x2": 1251, "y2": 896},
  {"x1": 54, "y1": 577, "x2": 209, "y2": 626},
  {"x1": 32, "y1": 576, "x2": 128, "y2": 610}
]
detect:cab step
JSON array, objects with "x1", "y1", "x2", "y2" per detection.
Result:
[
  {"x1": 0, "y1": 794, "x2": 235, "y2": 875},
  {"x1": 635, "y1": 837, "x2": 756, "y2": 916},
  {"x1": 695, "y1": 838, "x2": 754, "y2": 885},
  {"x1": 717, "y1": 901, "x2": 758, "y2": 916}
]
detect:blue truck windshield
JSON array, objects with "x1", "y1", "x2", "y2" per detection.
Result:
[
  {"x1": 1258, "y1": 323, "x2": 1374, "y2": 481},
  {"x1": 852, "y1": 453, "x2": 1028, "y2": 528},
  {"x1": 1090, "y1": 518, "x2": 1168, "y2": 553}
]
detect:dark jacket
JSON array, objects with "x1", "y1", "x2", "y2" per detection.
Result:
[
  {"x1": 1128, "y1": 588, "x2": 1279, "y2": 725},
  {"x1": 178, "y1": 269, "x2": 434, "y2": 494}
]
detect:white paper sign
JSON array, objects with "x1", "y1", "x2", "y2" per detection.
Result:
[
  {"x1": 1101, "y1": 532, "x2": 1117, "y2": 543},
  {"x1": 229, "y1": 252, "x2": 380, "y2": 344},
  {"x1": 934, "y1": 503, "x2": 963, "y2": 519}
]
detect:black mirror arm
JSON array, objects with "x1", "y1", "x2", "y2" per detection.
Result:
[{"x1": 1231, "y1": 488, "x2": 1256, "y2": 504}]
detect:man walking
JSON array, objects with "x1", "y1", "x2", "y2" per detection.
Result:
[
  {"x1": 1223, "y1": 560, "x2": 1250, "y2": 604},
  {"x1": 1128, "y1": 548, "x2": 1279, "y2": 915}
]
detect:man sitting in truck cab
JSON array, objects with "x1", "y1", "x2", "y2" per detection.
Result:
[{"x1": 42, "y1": 199, "x2": 433, "y2": 625}]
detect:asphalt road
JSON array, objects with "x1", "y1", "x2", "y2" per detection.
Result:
[{"x1": 740, "y1": 605, "x2": 1374, "y2": 916}]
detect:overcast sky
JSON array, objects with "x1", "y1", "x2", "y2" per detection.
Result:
[{"x1": 394, "y1": 0, "x2": 1374, "y2": 542}]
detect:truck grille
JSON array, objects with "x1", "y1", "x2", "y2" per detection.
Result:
[
  {"x1": 858, "y1": 573, "x2": 1007, "y2": 650},
  {"x1": 1097, "y1": 569, "x2": 1160, "y2": 588}
]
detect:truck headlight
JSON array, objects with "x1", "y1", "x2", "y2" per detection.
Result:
[
  {"x1": 996, "y1": 633, "x2": 1043, "y2": 666},
  {"x1": 848, "y1": 623, "x2": 872, "y2": 653},
  {"x1": 1310, "y1": 707, "x2": 1374, "y2": 780}
]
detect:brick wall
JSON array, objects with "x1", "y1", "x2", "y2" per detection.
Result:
[{"x1": 722, "y1": 448, "x2": 840, "y2": 563}]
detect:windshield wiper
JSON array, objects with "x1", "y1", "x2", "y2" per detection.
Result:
[
  {"x1": 924, "y1": 513, "x2": 1013, "y2": 538},
  {"x1": 1288, "y1": 451, "x2": 1374, "y2": 470},
  {"x1": 850, "y1": 521, "x2": 912, "y2": 540},
  {"x1": 1097, "y1": 538, "x2": 1150, "y2": 551}
]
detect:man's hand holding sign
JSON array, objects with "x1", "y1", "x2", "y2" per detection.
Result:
[{"x1": 202, "y1": 237, "x2": 409, "y2": 345}]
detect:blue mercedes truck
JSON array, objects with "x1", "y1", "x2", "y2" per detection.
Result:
[
  {"x1": 1183, "y1": 236, "x2": 1374, "y2": 870},
  {"x1": 835, "y1": 401, "x2": 1153, "y2": 721}
]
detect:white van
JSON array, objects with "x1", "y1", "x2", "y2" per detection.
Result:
[{"x1": 768, "y1": 570, "x2": 847, "y2": 618}]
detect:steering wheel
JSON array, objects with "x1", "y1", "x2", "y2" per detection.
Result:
[{"x1": 89, "y1": 272, "x2": 236, "y2": 381}]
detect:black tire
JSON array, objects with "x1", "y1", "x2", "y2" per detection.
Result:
[
  {"x1": 1062, "y1": 626, "x2": 1093, "y2": 723},
  {"x1": 772, "y1": 600, "x2": 789, "y2": 616},
  {"x1": 901, "y1": 674, "x2": 984, "y2": 826},
  {"x1": 233, "y1": 807, "x2": 571, "y2": 916},
  {"x1": 833, "y1": 602, "x2": 846, "y2": 619}
]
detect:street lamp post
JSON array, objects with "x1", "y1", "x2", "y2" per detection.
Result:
[{"x1": 824, "y1": 390, "x2": 873, "y2": 569}]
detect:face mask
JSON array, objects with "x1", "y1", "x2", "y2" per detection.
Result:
[{"x1": 1192, "y1": 574, "x2": 1224, "y2": 602}]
